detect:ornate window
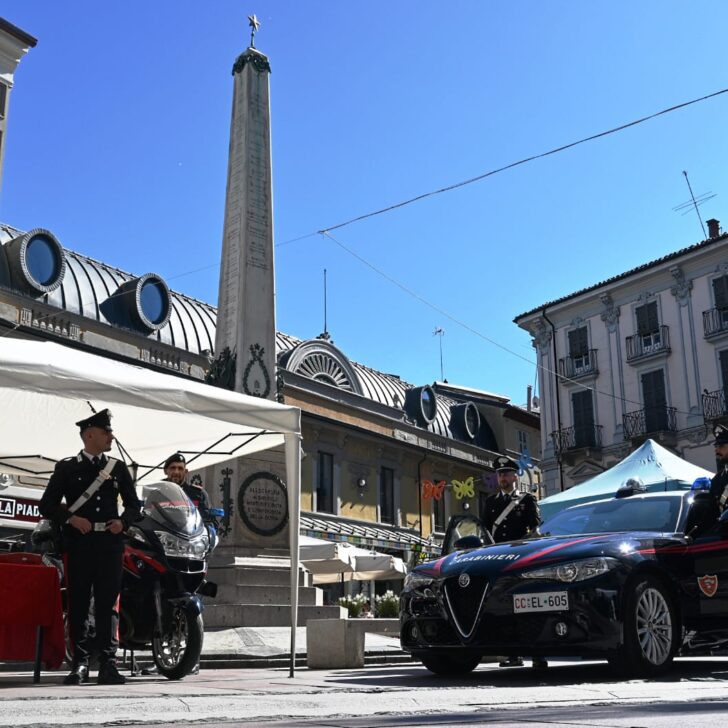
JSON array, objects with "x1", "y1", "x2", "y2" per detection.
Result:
[
  {"x1": 105, "y1": 272, "x2": 172, "y2": 333},
  {"x1": 5, "y1": 228, "x2": 67, "y2": 294},
  {"x1": 284, "y1": 340, "x2": 362, "y2": 394}
]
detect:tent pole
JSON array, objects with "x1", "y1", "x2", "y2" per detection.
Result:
[{"x1": 284, "y1": 432, "x2": 301, "y2": 678}]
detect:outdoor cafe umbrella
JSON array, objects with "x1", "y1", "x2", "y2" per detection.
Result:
[
  {"x1": 307, "y1": 544, "x2": 408, "y2": 584},
  {"x1": 300, "y1": 536, "x2": 357, "y2": 578}
]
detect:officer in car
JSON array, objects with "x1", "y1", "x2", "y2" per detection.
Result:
[
  {"x1": 710, "y1": 424, "x2": 728, "y2": 513},
  {"x1": 482, "y1": 455, "x2": 546, "y2": 669},
  {"x1": 162, "y1": 452, "x2": 212, "y2": 523},
  {"x1": 39, "y1": 409, "x2": 140, "y2": 686}
]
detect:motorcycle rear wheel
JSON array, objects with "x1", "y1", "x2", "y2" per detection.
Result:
[{"x1": 152, "y1": 608, "x2": 203, "y2": 680}]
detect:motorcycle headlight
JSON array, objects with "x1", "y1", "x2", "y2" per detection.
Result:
[
  {"x1": 154, "y1": 531, "x2": 209, "y2": 558},
  {"x1": 404, "y1": 572, "x2": 435, "y2": 591},
  {"x1": 520, "y1": 557, "x2": 618, "y2": 583}
]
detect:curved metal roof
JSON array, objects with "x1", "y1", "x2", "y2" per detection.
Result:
[
  {"x1": 0, "y1": 223, "x2": 499, "y2": 446},
  {"x1": 0, "y1": 224, "x2": 216, "y2": 355},
  {"x1": 276, "y1": 332, "x2": 472, "y2": 441}
]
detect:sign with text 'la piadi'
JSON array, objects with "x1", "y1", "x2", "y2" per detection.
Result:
[
  {"x1": 237, "y1": 471, "x2": 288, "y2": 537},
  {"x1": 0, "y1": 495, "x2": 42, "y2": 523}
]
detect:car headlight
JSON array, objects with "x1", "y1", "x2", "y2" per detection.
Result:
[
  {"x1": 404, "y1": 572, "x2": 435, "y2": 591},
  {"x1": 154, "y1": 531, "x2": 209, "y2": 558},
  {"x1": 520, "y1": 557, "x2": 618, "y2": 583}
]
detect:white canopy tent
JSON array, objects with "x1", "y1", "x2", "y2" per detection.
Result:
[
  {"x1": 0, "y1": 338, "x2": 302, "y2": 675},
  {"x1": 540, "y1": 439, "x2": 713, "y2": 521}
]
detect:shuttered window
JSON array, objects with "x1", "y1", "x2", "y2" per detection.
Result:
[
  {"x1": 713, "y1": 276, "x2": 728, "y2": 311},
  {"x1": 572, "y1": 390, "x2": 595, "y2": 447},
  {"x1": 642, "y1": 370, "x2": 668, "y2": 432},
  {"x1": 635, "y1": 302, "x2": 659, "y2": 335},
  {"x1": 720, "y1": 350, "x2": 728, "y2": 393},
  {"x1": 568, "y1": 327, "x2": 589, "y2": 357}
]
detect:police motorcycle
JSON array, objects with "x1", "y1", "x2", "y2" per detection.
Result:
[
  {"x1": 120, "y1": 481, "x2": 221, "y2": 679},
  {"x1": 32, "y1": 481, "x2": 222, "y2": 680}
]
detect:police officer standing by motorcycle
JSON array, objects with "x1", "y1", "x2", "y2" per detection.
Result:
[
  {"x1": 162, "y1": 452, "x2": 213, "y2": 524},
  {"x1": 158, "y1": 451, "x2": 213, "y2": 676},
  {"x1": 481, "y1": 455, "x2": 546, "y2": 669},
  {"x1": 39, "y1": 409, "x2": 140, "y2": 685}
]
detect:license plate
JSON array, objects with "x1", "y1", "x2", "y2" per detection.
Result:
[{"x1": 513, "y1": 592, "x2": 569, "y2": 613}]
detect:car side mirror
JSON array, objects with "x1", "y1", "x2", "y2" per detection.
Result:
[
  {"x1": 453, "y1": 535, "x2": 484, "y2": 551},
  {"x1": 719, "y1": 510, "x2": 728, "y2": 539},
  {"x1": 685, "y1": 491, "x2": 719, "y2": 540}
]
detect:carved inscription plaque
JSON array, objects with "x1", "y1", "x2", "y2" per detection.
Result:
[{"x1": 237, "y1": 471, "x2": 288, "y2": 537}]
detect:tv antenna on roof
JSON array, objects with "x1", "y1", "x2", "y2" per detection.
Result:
[
  {"x1": 673, "y1": 171, "x2": 716, "y2": 238},
  {"x1": 433, "y1": 327, "x2": 445, "y2": 381},
  {"x1": 317, "y1": 268, "x2": 331, "y2": 342}
]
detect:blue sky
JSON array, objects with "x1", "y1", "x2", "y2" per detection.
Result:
[{"x1": 2, "y1": 1, "x2": 728, "y2": 404}]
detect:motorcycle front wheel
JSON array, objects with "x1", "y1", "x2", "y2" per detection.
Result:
[{"x1": 152, "y1": 608, "x2": 203, "y2": 680}]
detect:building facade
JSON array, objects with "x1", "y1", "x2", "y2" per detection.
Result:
[
  {"x1": 0, "y1": 18, "x2": 36, "y2": 198},
  {"x1": 0, "y1": 17, "x2": 541, "y2": 571},
  {"x1": 0, "y1": 224, "x2": 541, "y2": 559},
  {"x1": 515, "y1": 219, "x2": 726, "y2": 496}
]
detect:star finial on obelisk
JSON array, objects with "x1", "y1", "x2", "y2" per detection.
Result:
[{"x1": 248, "y1": 14, "x2": 261, "y2": 48}]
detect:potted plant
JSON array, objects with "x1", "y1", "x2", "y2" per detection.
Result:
[
  {"x1": 338, "y1": 592, "x2": 367, "y2": 617},
  {"x1": 374, "y1": 590, "x2": 399, "y2": 618}
]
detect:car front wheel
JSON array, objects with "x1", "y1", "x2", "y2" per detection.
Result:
[
  {"x1": 420, "y1": 653, "x2": 481, "y2": 675},
  {"x1": 609, "y1": 576, "x2": 678, "y2": 677}
]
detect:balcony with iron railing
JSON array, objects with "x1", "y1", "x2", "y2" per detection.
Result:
[
  {"x1": 625, "y1": 326, "x2": 670, "y2": 362},
  {"x1": 622, "y1": 405, "x2": 677, "y2": 440},
  {"x1": 558, "y1": 349, "x2": 598, "y2": 381},
  {"x1": 702, "y1": 388, "x2": 728, "y2": 422},
  {"x1": 702, "y1": 308, "x2": 728, "y2": 339},
  {"x1": 552, "y1": 424, "x2": 603, "y2": 457}
]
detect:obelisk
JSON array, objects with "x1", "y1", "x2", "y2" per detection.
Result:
[{"x1": 215, "y1": 15, "x2": 276, "y2": 399}]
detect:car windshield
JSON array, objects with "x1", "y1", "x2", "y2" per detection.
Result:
[
  {"x1": 140, "y1": 481, "x2": 202, "y2": 535},
  {"x1": 541, "y1": 495, "x2": 683, "y2": 536}
]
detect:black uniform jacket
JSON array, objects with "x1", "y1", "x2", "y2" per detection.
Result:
[
  {"x1": 481, "y1": 490, "x2": 541, "y2": 543},
  {"x1": 710, "y1": 464, "x2": 728, "y2": 511},
  {"x1": 39, "y1": 453, "x2": 140, "y2": 547}
]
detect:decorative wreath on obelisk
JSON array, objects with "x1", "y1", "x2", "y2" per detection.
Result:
[{"x1": 242, "y1": 343, "x2": 271, "y2": 398}]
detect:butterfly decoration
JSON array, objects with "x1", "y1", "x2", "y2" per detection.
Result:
[
  {"x1": 422, "y1": 479, "x2": 446, "y2": 500},
  {"x1": 517, "y1": 447, "x2": 534, "y2": 476},
  {"x1": 452, "y1": 476, "x2": 475, "y2": 500}
]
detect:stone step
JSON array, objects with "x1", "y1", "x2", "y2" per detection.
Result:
[
  {"x1": 204, "y1": 604, "x2": 347, "y2": 628},
  {"x1": 196, "y1": 652, "x2": 413, "y2": 670},
  {"x1": 214, "y1": 583, "x2": 322, "y2": 606},
  {"x1": 210, "y1": 553, "x2": 293, "y2": 568},
  {"x1": 208, "y1": 565, "x2": 311, "y2": 587}
]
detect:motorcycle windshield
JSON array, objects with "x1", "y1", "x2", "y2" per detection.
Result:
[{"x1": 141, "y1": 482, "x2": 201, "y2": 535}]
